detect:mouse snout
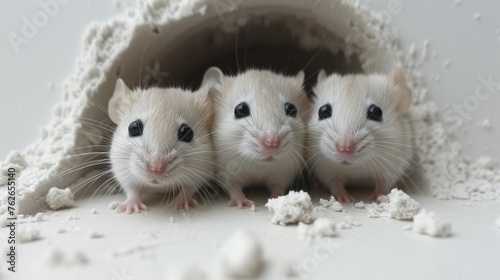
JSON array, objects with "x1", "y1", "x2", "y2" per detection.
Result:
[
  {"x1": 261, "y1": 135, "x2": 281, "y2": 150},
  {"x1": 335, "y1": 139, "x2": 357, "y2": 155},
  {"x1": 147, "y1": 160, "x2": 167, "y2": 174}
]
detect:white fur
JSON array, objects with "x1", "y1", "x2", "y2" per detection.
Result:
[
  {"x1": 109, "y1": 79, "x2": 215, "y2": 209},
  {"x1": 308, "y1": 69, "x2": 414, "y2": 198},
  {"x1": 203, "y1": 68, "x2": 311, "y2": 203}
]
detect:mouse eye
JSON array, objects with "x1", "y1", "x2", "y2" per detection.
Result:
[
  {"x1": 178, "y1": 123, "x2": 194, "y2": 143},
  {"x1": 234, "y1": 102, "x2": 250, "y2": 119},
  {"x1": 367, "y1": 104, "x2": 383, "y2": 122},
  {"x1": 128, "y1": 119, "x2": 144, "y2": 137},
  {"x1": 318, "y1": 104, "x2": 332, "y2": 120},
  {"x1": 284, "y1": 102, "x2": 297, "y2": 118}
]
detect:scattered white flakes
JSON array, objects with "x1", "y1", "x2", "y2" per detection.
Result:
[
  {"x1": 431, "y1": 50, "x2": 438, "y2": 58},
  {"x1": 353, "y1": 202, "x2": 366, "y2": 209},
  {"x1": 298, "y1": 218, "x2": 336, "y2": 243},
  {"x1": 452, "y1": 0, "x2": 462, "y2": 7},
  {"x1": 366, "y1": 189, "x2": 419, "y2": 220},
  {"x1": 165, "y1": 262, "x2": 207, "y2": 280},
  {"x1": 18, "y1": 226, "x2": 41, "y2": 243},
  {"x1": 47, "y1": 82, "x2": 56, "y2": 90},
  {"x1": 250, "y1": 204, "x2": 256, "y2": 213},
  {"x1": 265, "y1": 190, "x2": 313, "y2": 226},
  {"x1": 377, "y1": 195, "x2": 389, "y2": 203},
  {"x1": 412, "y1": 209, "x2": 452, "y2": 237},
  {"x1": 88, "y1": 230, "x2": 104, "y2": 239},
  {"x1": 90, "y1": 208, "x2": 98, "y2": 214},
  {"x1": 46, "y1": 187, "x2": 75, "y2": 210},
  {"x1": 473, "y1": 13, "x2": 482, "y2": 21},
  {"x1": 496, "y1": 216, "x2": 500, "y2": 228},
  {"x1": 169, "y1": 217, "x2": 175, "y2": 223},
  {"x1": 478, "y1": 119, "x2": 491, "y2": 129},
  {"x1": 315, "y1": 196, "x2": 344, "y2": 212},
  {"x1": 109, "y1": 201, "x2": 120, "y2": 210},
  {"x1": 217, "y1": 230, "x2": 264, "y2": 278},
  {"x1": 68, "y1": 213, "x2": 79, "y2": 220},
  {"x1": 336, "y1": 215, "x2": 362, "y2": 230},
  {"x1": 443, "y1": 60, "x2": 451, "y2": 68}
]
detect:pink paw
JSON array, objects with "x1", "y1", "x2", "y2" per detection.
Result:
[
  {"x1": 227, "y1": 197, "x2": 255, "y2": 209},
  {"x1": 172, "y1": 194, "x2": 199, "y2": 210},
  {"x1": 116, "y1": 199, "x2": 147, "y2": 214},
  {"x1": 333, "y1": 190, "x2": 355, "y2": 203}
]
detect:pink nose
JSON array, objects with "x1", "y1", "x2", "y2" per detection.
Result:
[
  {"x1": 262, "y1": 136, "x2": 281, "y2": 149},
  {"x1": 336, "y1": 140, "x2": 356, "y2": 154},
  {"x1": 148, "y1": 160, "x2": 166, "y2": 174}
]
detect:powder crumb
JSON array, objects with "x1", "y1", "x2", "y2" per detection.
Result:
[
  {"x1": 298, "y1": 218, "x2": 336, "y2": 242},
  {"x1": 412, "y1": 209, "x2": 452, "y2": 237},
  {"x1": 315, "y1": 196, "x2": 344, "y2": 212},
  {"x1": 45, "y1": 248, "x2": 65, "y2": 266},
  {"x1": 46, "y1": 187, "x2": 75, "y2": 210},
  {"x1": 250, "y1": 204, "x2": 256, "y2": 213},
  {"x1": 336, "y1": 215, "x2": 362, "y2": 230},
  {"x1": 265, "y1": 190, "x2": 313, "y2": 226},
  {"x1": 18, "y1": 226, "x2": 41, "y2": 243},
  {"x1": 353, "y1": 202, "x2": 366, "y2": 209},
  {"x1": 473, "y1": 13, "x2": 482, "y2": 21},
  {"x1": 443, "y1": 60, "x2": 451, "y2": 68},
  {"x1": 217, "y1": 230, "x2": 264, "y2": 278},
  {"x1": 56, "y1": 227, "x2": 67, "y2": 234},
  {"x1": 169, "y1": 217, "x2": 175, "y2": 223},
  {"x1": 68, "y1": 213, "x2": 79, "y2": 220},
  {"x1": 478, "y1": 119, "x2": 491, "y2": 129},
  {"x1": 90, "y1": 208, "x2": 98, "y2": 214},
  {"x1": 452, "y1": 0, "x2": 462, "y2": 7},
  {"x1": 88, "y1": 230, "x2": 104, "y2": 239},
  {"x1": 496, "y1": 216, "x2": 500, "y2": 228},
  {"x1": 47, "y1": 82, "x2": 55, "y2": 90},
  {"x1": 109, "y1": 201, "x2": 120, "y2": 210},
  {"x1": 165, "y1": 262, "x2": 207, "y2": 280},
  {"x1": 73, "y1": 251, "x2": 89, "y2": 264},
  {"x1": 366, "y1": 189, "x2": 419, "y2": 220}
]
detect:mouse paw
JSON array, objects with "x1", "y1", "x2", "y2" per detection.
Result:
[
  {"x1": 333, "y1": 190, "x2": 355, "y2": 203},
  {"x1": 172, "y1": 194, "x2": 199, "y2": 210},
  {"x1": 115, "y1": 199, "x2": 147, "y2": 214},
  {"x1": 227, "y1": 197, "x2": 255, "y2": 209}
]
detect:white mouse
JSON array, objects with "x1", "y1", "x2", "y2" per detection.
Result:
[
  {"x1": 308, "y1": 68, "x2": 414, "y2": 202},
  {"x1": 201, "y1": 68, "x2": 311, "y2": 208},
  {"x1": 108, "y1": 78, "x2": 215, "y2": 213}
]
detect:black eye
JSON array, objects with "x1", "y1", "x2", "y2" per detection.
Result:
[
  {"x1": 178, "y1": 123, "x2": 194, "y2": 143},
  {"x1": 234, "y1": 102, "x2": 250, "y2": 119},
  {"x1": 367, "y1": 104, "x2": 383, "y2": 122},
  {"x1": 284, "y1": 102, "x2": 297, "y2": 118},
  {"x1": 318, "y1": 104, "x2": 332, "y2": 120},
  {"x1": 128, "y1": 120, "x2": 143, "y2": 137}
]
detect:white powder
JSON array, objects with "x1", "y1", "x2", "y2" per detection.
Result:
[
  {"x1": 44, "y1": 248, "x2": 89, "y2": 267},
  {"x1": 265, "y1": 191, "x2": 313, "y2": 226},
  {"x1": 314, "y1": 196, "x2": 344, "y2": 212},
  {"x1": 443, "y1": 60, "x2": 451, "y2": 68},
  {"x1": 18, "y1": 226, "x2": 41, "y2": 243},
  {"x1": 473, "y1": 13, "x2": 482, "y2": 21},
  {"x1": 298, "y1": 218, "x2": 337, "y2": 243},
  {"x1": 170, "y1": 217, "x2": 175, "y2": 223},
  {"x1": 250, "y1": 204, "x2": 256, "y2": 213},
  {"x1": 336, "y1": 215, "x2": 362, "y2": 230},
  {"x1": 68, "y1": 213, "x2": 79, "y2": 220},
  {"x1": 412, "y1": 209, "x2": 452, "y2": 237},
  {"x1": 165, "y1": 262, "x2": 207, "y2": 280},
  {"x1": 109, "y1": 201, "x2": 120, "y2": 210},
  {"x1": 366, "y1": 189, "x2": 419, "y2": 220},
  {"x1": 353, "y1": 202, "x2": 366, "y2": 209},
  {"x1": 46, "y1": 187, "x2": 75, "y2": 210},
  {"x1": 478, "y1": 119, "x2": 491, "y2": 129},
  {"x1": 88, "y1": 230, "x2": 104, "y2": 239},
  {"x1": 496, "y1": 216, "x2": 500, "y2": 228},
  {"x1": 90, "y1": 208, "x2": 98, "y2": 214},
  {"x1": 217, "y1": 230, "x2": 263, "y2": 278},
  {"x1": 18, "y1": 212, "x2": 46, "y2": 224}
]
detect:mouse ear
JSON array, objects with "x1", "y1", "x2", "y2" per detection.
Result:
[
  {"x1": 202, "y1": 67, "x2": 224, "y2": 89},
  {"x1": 294, "y1": 70, "x2": 305, "y2": 86},
  {"x1": 388, "y1": 67, "x2": 412, "y2": 114},
  {"x1": 317, "y1": 69, "x2": 327, "y2": 83},
  {"x1": 108, "y1": 78, "x2": 132, "y2": 124}
]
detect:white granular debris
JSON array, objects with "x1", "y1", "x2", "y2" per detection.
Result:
[
  {"x1": 412, "y1": 209, "x2": 452, "y2": 237},
  {"x1": 165, "y1": 262, "x2": 207, "y2": 280},
  {"x1": 217, "y1": 230, "x2": 263, "y2": 278},
  {"x1": 366, "y1": 189, "x2": 419, "y2": 220},
  {"x1": 353, "y1": 202, "x2": 366, "y2": 209},
  {"x1": 315, "y1": 196, "x2": 344, "y2": 212},
  {"x1": 265, "y1": 190, "x2": 313, "y2": 226},
  {"x1": 170, "y1": 217, "x2": 175, "y2": 223},
  {"x1": 443, "y1": 60, "x2": 451, "y2": 68},
  {"x1": 108, "y1": 201, "x2": 120, "y2": 210},
  {"x1": 250, "y1": 204, "x2": 256, "y2": 213},
  {"x1": 45, "y1": 248, "x2": 89, "y2": 267},
  {"x1": 473, "y1": 13, "x2": 482, "y2": 21},
  {"x1": 68, "y1": 213, "x2": 79, "y2": 220},
  {"x1": 90, "y1": 208, "x2": 98, "y2": 214},
  {"x1": 298, "y1": 218, "x2": 336, "y2": 242},
  {"x1": 336, "y1": 215, "x2": 362, "y2": 230},
  {"x1": 88, "y1": 230, "x2": 104, "y2": 239},
  {"x1": 478, "y1": 119, "x2": 491, "y2": 129},
  {"x1": 46, "y1": 188, "x2": 75, "y2": 210},
  {"x1": 452, "y1": 0, "x2": 462, "y2": 7},
  {"x1": 496, "y1": 216, "x2": 500, "y2": 228},
  {"x1": 18, "y1": 226, "x2": 41, "y2": 243}
]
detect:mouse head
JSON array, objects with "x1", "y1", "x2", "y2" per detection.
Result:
[
  {"x1": 202, "y1": 68, "x2": 310, "y2": 163},
  {"x1": 310, "y1": 68, "x2": 412, "y2": 166},
  {"x1": 108, "y1": 79, "x2": 213, "y2": 186}
]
